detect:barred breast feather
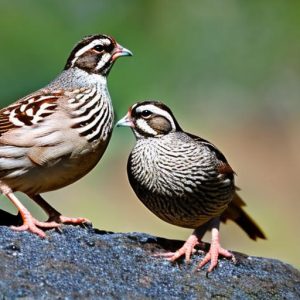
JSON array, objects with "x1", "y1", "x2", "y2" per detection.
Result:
[
  {"x1": 128, "y1": 132, "x2": 235, "y2": 228},
  {"x1": 0, "y1": 84, "x2": 113, "y2": 195}
]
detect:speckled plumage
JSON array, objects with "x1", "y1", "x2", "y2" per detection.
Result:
[
  {"x1": 117, "y1": 100, "x2": 265, "y2": 272},
  {"x1": 128, "y1": 131, "x2": 234, "y2": 228},
  {"x1": 0, "y1": 34, "x2": 132, "y2": 237}
]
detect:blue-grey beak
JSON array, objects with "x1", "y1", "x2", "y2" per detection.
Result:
[
  {"x1": 116, "y1": 113, "x2": 134, "y2": 128},
  {"x1": 112, "y1": 43, "x2": 133, "y2": 61}
]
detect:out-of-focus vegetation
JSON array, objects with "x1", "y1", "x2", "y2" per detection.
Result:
[{"x1": 0, "y1": 1, "x2": 299, "y2": 267}]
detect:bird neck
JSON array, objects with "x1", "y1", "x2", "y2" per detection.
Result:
[{"x1": 45, "y1": 67, "x2": 108, "y2": 90}]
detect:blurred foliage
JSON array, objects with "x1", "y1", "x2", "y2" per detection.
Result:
[{"x1": 0, "y1": 0, "x2": 299, "y2": 267}]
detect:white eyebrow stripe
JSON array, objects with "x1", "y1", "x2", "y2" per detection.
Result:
[
  {"x1": 71, "y1": 38, "x2": 111, "y2": 66},
  {"x1": 75, "y1": 39, "x2": 111, "y2": 57},
  {"x1": 136, "y1": 104, "x2": 177, "y2": 130}
]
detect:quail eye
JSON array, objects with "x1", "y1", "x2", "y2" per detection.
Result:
[
  {"x1": 140, "y1": 110, "x2": 152, "y2": 118},
  {"x1": 93, "y1": 45, "x2": 104, "y2": 52}
]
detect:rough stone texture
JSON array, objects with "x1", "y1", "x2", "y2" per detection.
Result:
[{"x1": 0, "y1": 209, "x2": 299, "y2": 299}]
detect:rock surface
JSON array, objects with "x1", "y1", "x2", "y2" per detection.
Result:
[{"x1": 0, "y1": 210, "x2": 299, "y2": 299}]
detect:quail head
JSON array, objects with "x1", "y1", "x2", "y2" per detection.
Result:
[
  {"x1": 117, "y1": 100, "x2": 266, "y2": 272},
  {"x1": 0, "y1": 34, "x2": 132, "y2": 237}
]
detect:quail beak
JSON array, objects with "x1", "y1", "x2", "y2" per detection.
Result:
[
  {"x1": 111, "y1": 43, "x2": 133, "y2": 61},
  {"x1": 116, "y1": 113, "x2": 134, "y2": 128}
]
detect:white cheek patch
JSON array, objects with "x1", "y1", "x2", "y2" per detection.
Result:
[
  {"x1": 71, "y1": 38, "x2": 112, "y2": 67},
  {"x1": 136, "y1": 104, "x2": 177, "y2": 131},
  {"x1": 136, "y1": 119, "x2": 157, "y2": 136},
  {"x1": 96, "y1": 53, "x2": 111, "y2": 70}
]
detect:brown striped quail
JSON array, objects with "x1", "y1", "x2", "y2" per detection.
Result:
[
  {"x1": 0, "y1": 34, "x2": 132, "y2": 237},
  {"x1": 117, "y1": 100, "x2": 266, "y2": 272}
]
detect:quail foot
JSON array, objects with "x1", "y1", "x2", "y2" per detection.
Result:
[
  {"x1": 117, "y1": 101, "x2": 265, "y2": 272},
  {"x1": 0, "y1": 34, "x2": 132, "y2": 237}
]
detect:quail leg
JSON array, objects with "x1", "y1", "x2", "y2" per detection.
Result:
[
  {"x1": 196, "y1": 218, "x2": 235, "y2": 272},
  {"x1": 154, "y1": 223, "x2": 208, "y2": 263},
  {"x1": 6, "y1": 191, "x2": 60, "y2": 238},
  {"x1": 31, "y1": 194, "x2": 90, "y2": 225},
  {"x1": 197, "y1": 225, "x2": 234, "y2": 272},
  {"x1": 155, "y1": 218, "x2": 234, "y2": 272},
  {"x1": 154, "y1": 233, "x2": 204, "y2": 263}
]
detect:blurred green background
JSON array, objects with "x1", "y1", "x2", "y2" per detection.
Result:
[{"x1": 0, "y1": 1, "x2": 299, "y2": 267}]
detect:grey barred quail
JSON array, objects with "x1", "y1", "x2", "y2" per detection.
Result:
[
  {"x1": 0, "y1": 34, "x2": 132, "y2": 237},
  {"x1": 117, "y1": 100, "x2": 266, "y2": 272}
]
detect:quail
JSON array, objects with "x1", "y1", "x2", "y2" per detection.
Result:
[
  {"x1": 117, "y1": 100, "x2": 266, "y2": 272},
  {"x1": 0, "y1": 34, "x2": 132, "y2": 237}
]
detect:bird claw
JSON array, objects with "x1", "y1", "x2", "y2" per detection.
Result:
[
  {"x1": 196, "y1": 243, "x2": 234, "y2": 273},
  {"x1": 154, "y1": 234, "x2": 200, "y2": 263},
  {"x1": 11, "y1": 217, "x2": 61, "y2": 238},
  {"x1": 47, "y1": 214, "x2": 90, "y2": 225},
  {"x1": 55, "y1": 215, "x2": 90, "y2": 225},
  {"x1": 154, "y1": 228, "x2": 234, "y2": 273},
  {"x1": 11, "y1": 215, "x2": 91, "y2": 238}
]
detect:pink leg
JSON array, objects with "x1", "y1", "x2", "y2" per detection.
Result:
[
  {"x1": 31, "y1": 194, "x2": 90, "y2": 225},
  {"x1": 154, "y1": 234, "x2": 204, "y2": 263},
  {"x1": 154, "y1": 223, "x2": 208, "y2": 263},
  {"x1": 5, "y1": 191, "x2": 60, "y2": 238},
  {"x1": 154, "y1": 218, "x2": 234, "y2": 272},
  {"x1": 197, "y1": 226, "x2": 234, "y2": 272}
]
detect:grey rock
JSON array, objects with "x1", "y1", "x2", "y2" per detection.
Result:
[{"x1": 0, "y1": 210, "x2": 299, "y2": 300}]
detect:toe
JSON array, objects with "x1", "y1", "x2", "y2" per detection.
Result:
[
  {"x1": 197, "y1": 252, "x2": 212, "y2": 270},
  {"x1": 169, "y1": 248, "x2": 187, "y2": 262},
  {"x1": 154, "y1": 235, "x2": 200, "y2": 263},
  {"x1": 219, "y1": 247, "x2": 233, "y2": 258},
  {"x1": 59, "y1": 216, "x2": 90, "y2": 224},
  {"x1": 152, "y1": 251, "x2": 176, "y2": 258},
  {"x1": 197, "y1": 245, "x2": 233, "y2": 272},
  {"x1": 11, "y1": 223, "x2": 46, "y2": 238},
  {"x1": 34, "y1": 220, "x2": 61, "y2": 228}
]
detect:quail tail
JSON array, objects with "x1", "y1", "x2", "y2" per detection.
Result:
[{"x1": 221, "y1": 193, "x2": 266, "y2": 241}]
